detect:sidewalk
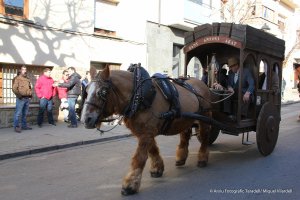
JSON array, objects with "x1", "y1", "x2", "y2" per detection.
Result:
[
  {"x1": 0, "y1": 122, "x2": 131, "y2": 160},
  {"x1": 281, "y1": 88, "x2": 300, "y2": 105},
  {"x1": 0, "y1": 89, "x2": 299, "y2": 161}
]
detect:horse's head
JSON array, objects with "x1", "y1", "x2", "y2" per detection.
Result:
[{"x1": 81, "y1": 66, "x2": 112, "y2": 129}]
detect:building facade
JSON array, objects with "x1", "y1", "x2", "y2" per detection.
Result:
[
  {"x1": 0, "y1": 0, "x2": 148, "y2": 127},
  {"x1": 221, "y1": 0, "x2": 300, "y2": 89}
]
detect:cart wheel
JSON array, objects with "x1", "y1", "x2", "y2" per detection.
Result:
[
  {"x1": 209, "y1": 126, "x2": 220, "y2": 145},
  {"x1": 256, "y1": 102, "x2": 280, "y2": 156}
]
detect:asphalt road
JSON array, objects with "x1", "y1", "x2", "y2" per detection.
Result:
[{"x1": 0, "y1": 103, "x2": 299, "y2": 200}]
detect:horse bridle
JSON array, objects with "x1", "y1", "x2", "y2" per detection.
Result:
[{"x1": 84, "y1": 78, "x2": 113, "y2": 120}]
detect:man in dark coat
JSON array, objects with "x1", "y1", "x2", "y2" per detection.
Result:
[
  {"x1": 57, "y1": 67, "x2": 82, "y2": 128},
  {"x1": 227, "y1": 57, "x2": 255, "y2": 118}
]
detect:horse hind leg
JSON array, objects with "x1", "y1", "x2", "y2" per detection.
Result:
[
  {"x1": 195, "y1": 113, "x2": 211, "y2": 168},
  {"x1": 148, "y1": 138, "x2": 164, "y2": 178},
  {"x1": 175, "y1": 128, "x2": 192, "y2": 166},
  {"x1": 121, "y1": 135, "x2": 156, "y2": 196}
]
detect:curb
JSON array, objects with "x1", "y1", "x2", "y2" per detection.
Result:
[
  {"x1": 0, "y1": 134, "x2": 132, "y2": 161},
  {"x1": 281, "y1": 100, "x2": 300, "y2": 106}
]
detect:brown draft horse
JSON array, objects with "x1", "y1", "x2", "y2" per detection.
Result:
[{"x1": 81, "y1": 66, "x2": 212, "y2": 195}]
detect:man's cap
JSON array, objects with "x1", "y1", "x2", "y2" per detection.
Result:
[{"x1": 228, "y1": 57, "x2": 239, "y2": 68}]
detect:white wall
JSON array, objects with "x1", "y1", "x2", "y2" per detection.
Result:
[
  {"x1": 0, "y1": 21, "x2": 91, "y2": 67},
  {"x1": 89, "y1": 36, "x2": 147, "y2": 71},
  {"x1": 147, "y1": 0, "x2": 221, "y2": 26},
  {"x1": 277, "y1": 2, "x2": 300, "y2": 88},
  {"x1": 0, "y1": 0, "x2": 148, "y2": 71},
  {"x1": 184, "y1": 0, "x2": 221, "y2": 24},
  {"x1": 30, "y1": 0, "x2": 94, "y2": 33}
]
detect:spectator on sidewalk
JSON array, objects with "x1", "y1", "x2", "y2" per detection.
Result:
[
  {"x1": 55, "y1": 67, "x2": 82, "y2": 128},
  {"x1": 12, "y1": 71, "x2": 21, "y2": 85},
  {"x1": 35, "y1": 68, "x2": 57, "y2": 127},
  {"x1": 56, "y1": 70, "x2": 69, "y2": 123},
  {"x1": 12, "y1": 66, "x2": 33, "y2": 133},
  {"x1": 78, "y1": 71, "x2": 91, "y2": 119},
  {"x1": 81, "y1": 71, "x2": 91, "y2": 99}
]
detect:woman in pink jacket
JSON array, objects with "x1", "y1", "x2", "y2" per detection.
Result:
[{"x1": 35, "y1": 68, "x2": 57, "y2": 127}]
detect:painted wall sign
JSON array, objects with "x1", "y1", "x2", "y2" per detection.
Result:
[{"x1": 184, "y1": 36, "x2": 242, "y2": 53}]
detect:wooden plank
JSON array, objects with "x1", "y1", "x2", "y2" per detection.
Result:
[
  {"x1": 212, "y1": 22, "x2": 220, "y2": 36},
  {"x1": 231, "y1": 24, "x2": 246, "y2": 42},
  {"x1": 246, "y1": 25, "x2": 284, "y2": 48},
  {"x1": 184, "y1": 31, "x2": 194, "y2": 45},
  {"x1": 194, "y1": 24, "x2": 212, "y2": 40},
  {"x1": 244, "y1": 25, "x2": 285, "y2": 59},
  {"x1": 246, "y1": 36, "x2": 285, "y2": 59},
  {"x1": 219, "y1": 23, "x2": 232, "y2": 37}
]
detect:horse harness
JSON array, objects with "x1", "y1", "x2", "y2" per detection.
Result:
[{"x1": 125, "y1": 64, "x2": 207, "y2": 135}]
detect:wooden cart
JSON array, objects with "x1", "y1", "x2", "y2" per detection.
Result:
[{"x1": 183, "y1": 23, "x2": 285, "y2": 156}]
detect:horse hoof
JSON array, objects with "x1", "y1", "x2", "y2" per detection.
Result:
[
  {"x1": 197, "y1": 161, "x2": 207, "y2": 168},
  {"x1": 150, "y1": 171, "x2": 163, "y2": 178},
  {"x1": 121, "y1": 187, "x2": 137, "y2": 196},
  {"x1": 175, "y1": 160, "x2": 186, "y2": 166}
]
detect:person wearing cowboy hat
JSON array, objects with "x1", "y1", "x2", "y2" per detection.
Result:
[{"x1": 218, "y1": 57, "x2": 255, "y2": 119}]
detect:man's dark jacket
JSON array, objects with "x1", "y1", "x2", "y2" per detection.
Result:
[
  {"x1": 228, "y1": 68, "x2": 254, "y2": 94},
  {"x1": 59, "y1": 72, "x2": 82, "y2": 98}
]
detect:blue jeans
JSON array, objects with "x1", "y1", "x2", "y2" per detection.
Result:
[
  {"x1": 68, "y1": 97, "x2": 78, "y2": 126},
  {"x1": 37, "y1": 98, "x2": 54, "y2": 125},
  {"x1": 13, "y1": 97, "x2": 30, "y2": 128}
]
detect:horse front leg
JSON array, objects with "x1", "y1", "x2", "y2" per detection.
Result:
[
  {"x1": 175, "y1": 128, "x2": 192, "y2": 166},
  {"x1": 148, "y1": 138, "x2": 164, "y2": 178},
  {"x1": 121, "y1": 135, "x2": 154, "y2": 196},
  {"x1": 195, "y1": 113, "x2": 211, "y2": 167}
]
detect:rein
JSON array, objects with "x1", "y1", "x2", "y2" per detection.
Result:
[
  {"x1": 171, "y1": 77, "x2": 234, "y2": 105},
  {"x1": 97, "y1": 116, "x2": 124, "y2": 134},
  {"x1": 209, "y1": 89, "x2": 235, "y2": 104}
]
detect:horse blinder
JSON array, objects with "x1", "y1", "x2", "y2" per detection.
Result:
[
  {"x1": 97, "y1": 85, "x2": 110, "y2": 101},
  {"x1": 84, "y1": 79, "x2": 112, "y2": 116}
]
